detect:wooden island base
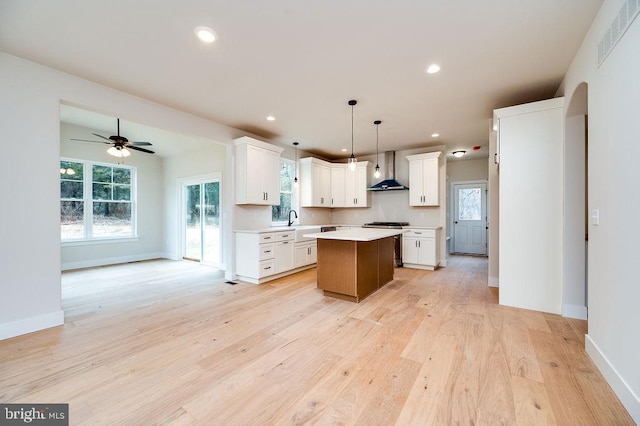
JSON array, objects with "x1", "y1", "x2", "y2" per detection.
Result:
[{"x1": 316, "y1": 236, "x2": 395, "y2": 302}]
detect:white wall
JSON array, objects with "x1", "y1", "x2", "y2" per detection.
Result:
[
  {"x1": 447, "y1": 158, "x2": 488, "y2": 182},
  {"x1": 558, "y1": 0, "x2": 640, "y2": 420},
  {"x1": 0, "y1": 52, "x2": 243, "y2": 340},
  {"x1": 60, "y1": 122, "x2": 164, "y2": 270},
  {"x1": 162, "y1": 143, "x2": 228, "y2": 262}
]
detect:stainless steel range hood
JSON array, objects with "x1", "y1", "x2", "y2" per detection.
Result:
[{"x1": 368, "y1": 151, "x2": 409, "y2": 191}]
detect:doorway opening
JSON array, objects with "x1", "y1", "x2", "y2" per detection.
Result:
[
  {"x1": 181, "y1": 173, "x2": 222, "y2": 266},
  {"x1": 563, "y1": 82, "x2": 589, "y2": 320},
  {"x1": 451, "y1": 180, "x2": 488, "y2": 255}
]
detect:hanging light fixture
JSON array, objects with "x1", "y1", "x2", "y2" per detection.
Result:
[
  {"x1": 452, "y1": 150, "x2": 466, "y2": 158},
  {"x1": 373, "y1": 120, "x2": 382, "y2": 179},
  {"x1": 348, "y1": 99, "x2": 357, "y2": 171},
  {"x1": 293, "y1": 141, "x2": 299, "y2": 188}
]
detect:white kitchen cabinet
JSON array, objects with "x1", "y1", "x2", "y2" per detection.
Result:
[
  {"x1": 234, "y1": 136, "x2": 283, "y2": 205},
  {"x1": 402, "y1": 228, "x2": 440, "y2": 270},
  {"x1": 406, "y1": 152, "x2": 441, "y2": 206},
  {"x1": 275, "y1": 231, "x2": 294, "y2": 273},
  {"x1": 344, "y1": 162, "x2": 371, "y2": 207},
  {"x1": 300, "y1": 157, "x2": 331, "y2": 207},
  {"x1": 330, "y1": 165, "x2": 346, "y2": 207},
  {"x1": 294, "y1": 241, "x2": 317, "y2": 268},
  {"x1": 235, "y1": 229, "x2": 317, "y2": 284}
]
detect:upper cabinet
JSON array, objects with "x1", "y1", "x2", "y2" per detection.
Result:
[
  {"x1": 234, "y1": 137, "x2": 284, "y2": 205},
  {"x1": 300, "y1": 159, "x2": 370, "y2": 208},
  {"x1": 300, "y1": 157, "x2": 331, "y2": 207},
  {"x1": 330, "y1": 165, "x2": 346, "y2": 207},
  {"x1": 406, "y1": 152, "x2": 441, "y2": 206},
  {"x1": 343, "y1": 162, "x2": 371, "y2": 208}
]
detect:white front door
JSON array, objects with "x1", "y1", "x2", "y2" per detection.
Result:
[{"x1": 453, "y1": 182, "x2": 487, "y2": 255}]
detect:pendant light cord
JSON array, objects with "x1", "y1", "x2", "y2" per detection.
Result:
[{"x1": 351, "y1": 103, "x2": 354, "y2": 156}]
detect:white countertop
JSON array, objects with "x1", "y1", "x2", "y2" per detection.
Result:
[{"x1": 303, "y1": 228, "x2": 406, "y2": 242}]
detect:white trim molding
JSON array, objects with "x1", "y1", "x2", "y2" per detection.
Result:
[
  {"x1": 586, "y1": 334, "x2": 640, "y2": 423},
  {"x1": 0, "y1": 310, "x2": 64, "y2": 341},
  {"x1": 488, "y1": 276, "x2": 499, "y2": 288}
]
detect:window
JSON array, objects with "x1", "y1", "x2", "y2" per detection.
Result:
[
  {"x1": 60, "y1": 159, "x2": 136, "y2": 241},
  {"x1": 272, "y1": 159, "x2": 295, "y2": 224}
]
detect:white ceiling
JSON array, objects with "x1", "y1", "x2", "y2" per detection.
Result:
[{"x1": 0, "y1": 0, "x2": 603, "y2": 161}]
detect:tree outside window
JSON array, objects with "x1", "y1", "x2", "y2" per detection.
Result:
[
  {"x1": 60, "y1": 159, "x2": 135, "y2": 241},
  {"x1": 272, "y1": 159, "x2": 294, "y2": 223}
]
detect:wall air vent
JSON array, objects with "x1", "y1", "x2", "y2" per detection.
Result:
[{"x1": 598, "y1": 0, "x2": 640, "y2": 66}]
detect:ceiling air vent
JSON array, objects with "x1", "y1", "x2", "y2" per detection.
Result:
[{"x1": 598, "y1": 0, "x2": 640, "y2": 66}]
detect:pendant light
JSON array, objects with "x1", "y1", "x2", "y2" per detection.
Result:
[
  {"x1": 293, "y1": 142, "x2": 299, "y2": 188},
  {"x1": 348, "y1": 99, "x2": 357, "y2": 171},
  {"x1": 373, "y1": 120, "x2": 381, "y2": 179}
]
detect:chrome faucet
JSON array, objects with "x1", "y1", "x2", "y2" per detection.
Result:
[{"x1": 287, "y1": 209, "x2": 298, "y2": 226}]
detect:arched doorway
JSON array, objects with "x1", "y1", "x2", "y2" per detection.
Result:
[{"x1": 563, "y1": 82, "x2": 589, "y2": 319}]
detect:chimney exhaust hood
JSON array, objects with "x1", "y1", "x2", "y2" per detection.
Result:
[{"x1": 368, "y1": 151, "x2": 409, "y2": 191}]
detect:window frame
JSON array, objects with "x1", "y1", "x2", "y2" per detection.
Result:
[
  {"x1": 60, "y1": 157, "x2": 138, "y2": 245},
  {"x1": 271, "y1": 158, "x2": 297, "y2": 226}
]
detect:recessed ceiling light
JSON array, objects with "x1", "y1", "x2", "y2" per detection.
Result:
[
  {"x1": 341, "y1": 148, "x2": 348, "y2": 152},
  {"x1": 431, "y1": 133, "x2": 439, "y2": 138},
  {"x1": 194, "y1": 26, "x2": 216, "y2": 43},
  {"x1": 426, "y1": 64, "x2": 441, "y2": 74},
  {"x1": 266, "y1": 115, "x2": 276, "y2": 121}
]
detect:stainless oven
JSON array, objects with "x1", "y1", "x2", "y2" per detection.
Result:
[{"x1": 362, "y1": 222, "x2": 409, "y2": 267}]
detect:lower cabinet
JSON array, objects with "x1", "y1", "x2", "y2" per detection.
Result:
[
  {"x1": 235, "y1": 230, "x2": 317, "y2": 284},
  {"x1": 294, "y1": 241, "x2": 317, "y2": 268},
  {"x1": 402, "y1": 229, "x2": 440, "y2": 270}
]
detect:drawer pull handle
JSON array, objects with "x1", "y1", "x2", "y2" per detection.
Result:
[
  {"x1": 264, "y1": 236, "x2": 271, "y2": 239},
  {"x1": 264, "y1": 250, "x2": 271, "y2": 253},
  {"x1": 264, "y1": 266, "x2": 271, "y2": 270}
]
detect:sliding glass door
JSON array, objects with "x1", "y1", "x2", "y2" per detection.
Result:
[{"x1": 183, "y1": 175, "x2": 221, "y2": 265}]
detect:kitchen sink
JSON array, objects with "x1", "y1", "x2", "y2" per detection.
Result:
[{"x1": 292, "y1": 225, "x2": 321, "y2": 242}]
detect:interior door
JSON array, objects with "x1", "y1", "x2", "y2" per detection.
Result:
[{"x1": 453, "y1": 182, "x2": 487, "y2": 255}]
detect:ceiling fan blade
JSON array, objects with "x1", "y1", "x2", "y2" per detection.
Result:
[
  {"x1": 128, "y1": 146, "x2": 155, "y2": 154},
  {"x1": 128, "y1": 141, "x2": 153, "y2": 146},
  {"x1": 70, "y1": 138, "x2": 111, "y2": 144},
  {"x1": 92, "y1": 133, "x2": 112, "y2": 141}
]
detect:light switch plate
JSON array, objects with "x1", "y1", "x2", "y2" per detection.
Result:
[{"x1": 591, "y1": 209, "x2": 600, "y2": 226}]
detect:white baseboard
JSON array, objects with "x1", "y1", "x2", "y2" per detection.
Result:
[
  {"x1": 488, "y1": 276, "x2": 499, "y2": 288},
  {"x1": 562, "y1": 304, "x2": 588, "y2": 320},
  {"x1": 61, "y1": 252, "x2": 165, "y2": 271},
  {"x1": 0, "y1": 310, "x2": 64, "y2": 341},
  {"x1": 585, "y1": 334, "x2": 640, "y2": 423}
]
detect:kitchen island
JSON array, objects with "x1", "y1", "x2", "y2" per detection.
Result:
[{"x1": 303, "y1": 228, "x2": 405, "y2": 302}]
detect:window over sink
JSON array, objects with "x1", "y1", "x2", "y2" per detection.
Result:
[{"x1": 272, "y1": 158, "x2": 296, "y2": 225}]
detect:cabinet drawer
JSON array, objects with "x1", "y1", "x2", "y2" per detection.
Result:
[
  {"x1": 259, "y1": 243, "x2": 276, "y2": 261},
  {"x1": 276, "y1": 231, "x2": 294, "y2": 241},
  {"x1": 260, "y1": 232, "x2": 276, "y2": 243},
  {"x1": 258, "y1": 259, "x2": 276, "y2": 277},
  {"x1": 405, "y1": 229, "x2": 436, "y2": 238}
]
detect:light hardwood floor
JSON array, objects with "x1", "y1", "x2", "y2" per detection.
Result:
[{"x1": 0, "y1": 256, "x2": 634, "y2": 425}]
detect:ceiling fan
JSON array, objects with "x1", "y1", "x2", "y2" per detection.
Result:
[{"x1": 71, "y1": 118, "x2": 155, "y2": 157}]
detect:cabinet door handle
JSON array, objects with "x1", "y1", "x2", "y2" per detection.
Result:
[
  {"x1": 307, "y1": 247, "x2": 310, "y2": 255},
  {"x1": 264, "y1": 266, "x2": 271, "y2": 270},
  {"x1": 265, "y1": 250, "x2": 272, "y2": 253},
  {"x1": 282, "y1": 241, "x2": 289, "y2": 244},
  {"x1": 264, "y1": 236, "x2": 271, "y2": 240}
]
